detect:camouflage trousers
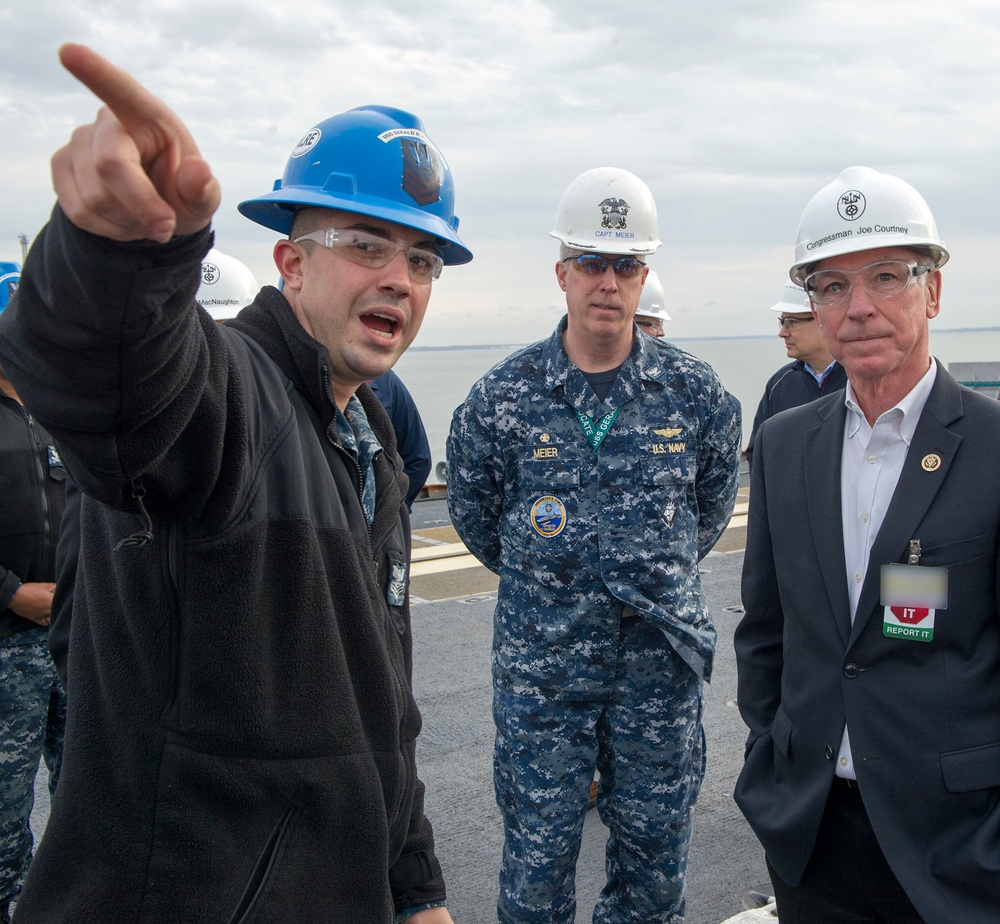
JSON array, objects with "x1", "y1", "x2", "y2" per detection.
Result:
[
  {"x1": 0, "y1": 627, "x2": 66, "y2": 904},
  {"x1": 493, "y1": 616, "x2": 706, "y2": 924}
]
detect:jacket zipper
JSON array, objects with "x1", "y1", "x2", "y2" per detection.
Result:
[
  {"x1": 321, "y1": 369, "x2": 409, "y2": 833},
  {"x1": 321, "y1": 365, "x2": 375, "y2": 563},
  {"x1": 24, "y1": 411, "x2": 52, "y2": 571}
]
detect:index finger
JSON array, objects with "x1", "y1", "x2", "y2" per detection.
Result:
[
  {"x1": 55, "y1": 43, "x2": 218, "y2": 239},
  {"x1": 59, "y1": 44, "x2": 180, "y2": 140}
]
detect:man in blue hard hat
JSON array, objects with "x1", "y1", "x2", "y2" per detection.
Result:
[{"x1": 0, "y1": 44, "x2": 470, "y2": 923}]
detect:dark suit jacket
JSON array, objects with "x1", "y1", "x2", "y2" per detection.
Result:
[{"x1": 735, "y1": 362, "x2": 1000, "y2": 923}]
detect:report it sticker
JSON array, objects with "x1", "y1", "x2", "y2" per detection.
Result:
[{"x1": 883, "y1": 605, "x2": 935, "y2": 642}]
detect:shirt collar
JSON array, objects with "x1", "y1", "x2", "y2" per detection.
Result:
[
  {"x1": 803, "y1": 359, "x2": 837, "y2": 386},
  {"x1": 844, "y1": 359, "x2": 938, "y2": 444}
]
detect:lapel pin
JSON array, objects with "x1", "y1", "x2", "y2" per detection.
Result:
[{"x1": 921, "y1": 453, "x2": 942, "y2": 472}]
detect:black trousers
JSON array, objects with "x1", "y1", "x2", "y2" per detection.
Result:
[{"x1": 767, "y1": 778, "x2": 925, "y2": 923}]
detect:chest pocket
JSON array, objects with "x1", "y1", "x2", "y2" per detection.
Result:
[
  {"x1": 641, "y1": 453, "x2": 697, "y2": 544},
  {"x1": 520, "y1": 446, "x2": 582, "y2": 491},
  {"x1": 641, "y1": 452, "x2": 696, "y2": 486}
]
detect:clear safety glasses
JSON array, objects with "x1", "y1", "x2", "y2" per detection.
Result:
[
  {"x1": 563, "y1": 254, "x2": 647, "y2": 279},
  {"x1": 804, "y1": 260, "x2": 932, "y2": 308},
  {"x1": 293, "y1": 227, "x2": 444, "y2": 282}
]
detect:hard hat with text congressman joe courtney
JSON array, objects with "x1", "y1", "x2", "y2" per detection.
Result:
[{"x1": 789, "y1": 165, "x2": 948, "y2": 286}]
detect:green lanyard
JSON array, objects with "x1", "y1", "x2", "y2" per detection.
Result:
[{"x1": 576, "y1": 407, "x2": 620, "y2": 455}]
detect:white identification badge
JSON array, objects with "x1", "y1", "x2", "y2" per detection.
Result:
[{"x1": 880, "y1": 562, "x2": 947, "y2": 643}]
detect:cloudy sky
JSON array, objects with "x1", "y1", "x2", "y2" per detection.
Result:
[{"x1": 3, "y1": 0, "x2": 1000, "y2": 346}]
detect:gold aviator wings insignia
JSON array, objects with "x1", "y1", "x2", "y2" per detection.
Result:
[{"x1": 653, "y1": 427, "x2": 683, "y2": 438}]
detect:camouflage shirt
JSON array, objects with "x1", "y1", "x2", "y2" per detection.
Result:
[{"x1": 448, "y1": 317, "x2": 741, "y2": 692}]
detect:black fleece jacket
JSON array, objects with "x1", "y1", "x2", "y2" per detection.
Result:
[{"x1": 0, "y1": 207, "x2": 445, "y2": 922}]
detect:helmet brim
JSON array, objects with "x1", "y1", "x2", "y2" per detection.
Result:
[{"x1": 239, "y1": 187, "x2": 473, "y2": 266}]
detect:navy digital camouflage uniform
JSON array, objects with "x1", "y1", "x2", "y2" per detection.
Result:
[{"x1": 447, "y1": 317, "x2": 741, "y2": 923}]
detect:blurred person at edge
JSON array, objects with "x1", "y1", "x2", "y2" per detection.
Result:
[
  {"x1": 0, "y1": 309, "x2": 68, "y2": 923},
  {"x1": 0, "y1": 44, "x2": 472, "y2": 923},
  {"x1": 736, "y1": 166, "x2": 1000, "y2": 923}
]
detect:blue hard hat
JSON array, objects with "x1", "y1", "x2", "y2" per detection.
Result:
[
  {"x1": 0, "y1": 262, "x2": 20, "y2": 314},
  {"x1": 238, "y1": 105, "x2": 472, "y2": 266}
]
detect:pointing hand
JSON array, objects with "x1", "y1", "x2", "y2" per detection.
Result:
[{"x1": 51, "y1": 43, "x2": 221, "y2": 242}]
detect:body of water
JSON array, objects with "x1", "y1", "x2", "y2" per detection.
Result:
[{"x1": 393, "y1": 328, "x2": 1000, "y2": 484}]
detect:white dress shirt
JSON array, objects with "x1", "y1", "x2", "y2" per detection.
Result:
[{"x1": 836, "y1": 359, "x2": 938, "y2": 778}]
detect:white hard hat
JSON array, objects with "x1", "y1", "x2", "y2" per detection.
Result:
[
  {"x1": 769, "y1": 280, "x2": 809, "y2": 313},
  {"x1": 197, "y1": 248, "x2": 260, "y2": 320},
  {"x1": 550, "y1": 167, "x2": 661, "y2": 255},
  {"x1": 790, "y1": 166, "x2": 949, "y2": 286},
  {"x1": 636, "y1": 269, "x2": 670, "y2": 321}
]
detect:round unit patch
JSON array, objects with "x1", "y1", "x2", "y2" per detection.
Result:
[{"x1": 530, "y1": 495, "x2": 567, "y2": 538}]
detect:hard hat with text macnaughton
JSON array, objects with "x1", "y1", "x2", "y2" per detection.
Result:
[{"x1": 197, "y1": 249, "x2": 260, "y2": 321}]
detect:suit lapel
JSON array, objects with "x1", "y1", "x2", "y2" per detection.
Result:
[
  {"x1": 851, "y1": 365, "x2": 964, "y2": 643},
  {"x1": 804, "y1": 398, "x2": 853, "y2": 645}
]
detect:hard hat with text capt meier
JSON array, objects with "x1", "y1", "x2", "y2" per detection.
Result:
[
  {"x1": 550, "y1": 167, "x2": 661, "y2": 255},
  {"x1": 790, "y1": 165, "x2": 948, "y2": 286}
]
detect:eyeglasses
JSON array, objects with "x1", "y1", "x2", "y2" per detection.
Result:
[
  {"x1": 635, "y1": 318, "x2": 665, "y2": 334},
  {"x1": 563, "y1": 254, "x2": 646, "y2": 279},
  {"x1": 803, "y1": 260, "x2": 931, "y2": 308},
  {"x1": 777, "y1": 316, "x2": 814, "y2": 330},
  {"x1": 293, "y1": 227, "x2": 444, "y2": 282}
]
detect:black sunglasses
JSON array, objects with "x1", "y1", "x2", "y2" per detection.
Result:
[{"x1": 563, "y1": 254, "x2": 646, "y2": 279}]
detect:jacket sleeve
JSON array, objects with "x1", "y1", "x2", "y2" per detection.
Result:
[
  {"x1": 695, "y1": 388, "x2": 742, "y2": 560},
  {"x1": 734, "y1": 422, "x2": 784, "y2": 754},
  {"x1": 745, "y1": 390, "x2": 770, "y2": 475},
  {"x1": 446, "y1": 381, "x2": 503, "y2": 574},
  {"x1": 0, "y1": 207, "x2": 241, "y2": 526},
  {"x1": 389, "y1": 773, "x2": 447, "y2": 914},
  {"x1": 0, "y1": 564, "x2": 21, "y2": 613},
  {"x1": 389, "y1": 375, "x2": 433, "y2": 508}
]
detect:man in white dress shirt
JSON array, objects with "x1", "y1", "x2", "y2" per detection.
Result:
[{"x1": 735, "y1": 166, "x2": 1000, "y2": 923}]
